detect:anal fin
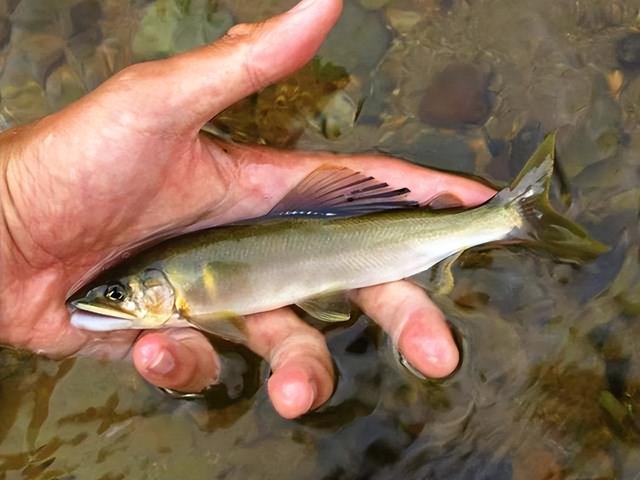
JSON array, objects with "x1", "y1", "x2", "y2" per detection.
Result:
[
  {"x1": 409, "y1": 251, "x2": 463, "y2": 296},
  {"x1": 297, "y1": 291, "x2": 352, "y2": 322}
]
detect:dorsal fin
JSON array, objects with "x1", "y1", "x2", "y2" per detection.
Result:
[{"x1": 268, "y1": 165, "x2": 419, "y2": 217}]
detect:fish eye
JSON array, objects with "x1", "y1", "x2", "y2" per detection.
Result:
[{"x1": 105, "y1": 284, "x2": 127, "y2": 302}]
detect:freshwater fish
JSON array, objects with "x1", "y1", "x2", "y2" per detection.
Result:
[{"x1": 69, "y1": 134, "x2": 607, "y2": 339}]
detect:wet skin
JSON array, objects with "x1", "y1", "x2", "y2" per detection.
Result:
[{"x1": 0, "y1": 0, "x2": 494, "y2": 419}]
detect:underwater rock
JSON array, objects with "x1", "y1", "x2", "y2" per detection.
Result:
[
  {"x1": 439, "y1": 0, "x2": 455, "y2": 10},
  {"x1": 488, "y1": 121, "x2": 545, "y2": 183},
  {"x1": 419, "y1": 63, "x2": 492, "y2": 129},
  {"x1": 573, "y1": 0, "x2": 626, "y2": 30},
  {"x1": 0, "y1": 0, "x2": 18, "y2": 16},
  {"x1": 616, "y1": 32, "x2": 640, "y2": 69},
  {"x1": 214, "y1": 58, "x2": 352, "y2": 147},
  {"x1": 378, "y1": 448, "x2": 513, "y2": 480},
  {"x1": 70, "y1": 0, "x2": 102, "y2": 36},
  {"x1": 318, "y1": 90, "x2": 359, "y2": 140},
  {"x1": 356, "y1": 71, "x2": 394, "y2": 125},
  {"x1": 132, "y1": 0, "x2": 233, "y2": 61},
  {"x1": 8, "y1": 1, "x2": 61, "y2": 33},
  {"x1": 524, "y1": 360, "x2": 614, "y2": 458},
  {"x1": 559, "y1": 75, "x2": 624, "y2": 179},
  {"x1": 67, "y1": 21, "x2": 103, "y2": 50},
  {"x1": 385, "y1": 8, "x2": 422, "y2": 34},
  {"x1": 0, "y1": 78, "x2": 49, "y2": 124},
  {"x1": 378, "y1": 127, "x2": 475, "y2": 172},
  {"x1": 45, "y1": 63, "x2": 86, "y2": 111},
  {"x1": 0, "y1": 16, "x2": 9, "y2": 48},
  {"x1": 318, "y1": 1, "x2": 390, "y2": 74},
  {"x1": 0, "y1": 348, "x2": 34, "y2": 382},
  {"x1": 512, "y1": 447, "x2": 564, "y2": 480},
  {"x1": 357, "y1": 0, "x2": 392, "y2": 10},
  {"x1": 508, "y1": 122, "x2": 543, "y2": 177}
]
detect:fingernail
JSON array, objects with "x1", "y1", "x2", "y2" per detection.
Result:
[{"x1": 140, "y1": 345, "x2": 176, "y2": 375}]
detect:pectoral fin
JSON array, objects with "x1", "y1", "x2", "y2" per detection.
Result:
[
  {"x1": 186, "y1": 313, "x2": 247, "y2": 343},
  {"x1": 296, "y1": 292, "x2": 352, "y2": 322}
]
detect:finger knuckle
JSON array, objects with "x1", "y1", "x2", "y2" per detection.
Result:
[
  {"x1": 112, "y1": 64, "x2": 144, "y2": 85},
  {"x1": 218, "y1": 22, "x2": 269, "y2": 92},
  {"x1": 225, "y1": 21, "x2": 261, "y2": 40}
]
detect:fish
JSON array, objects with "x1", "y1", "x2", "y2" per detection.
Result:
[{"x1": 69, "y1": 134, "x2": 608, "y2": 340}]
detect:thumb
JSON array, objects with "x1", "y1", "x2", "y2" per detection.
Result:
[{"x1": 103, "y1": 0, "x2": 343, "y2": 133}]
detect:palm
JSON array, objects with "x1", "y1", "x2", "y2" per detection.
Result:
[{"x1": 26, "y1": 112, "x2": 222, "y2": 275}]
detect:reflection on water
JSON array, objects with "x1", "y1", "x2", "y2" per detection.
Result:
[{"x1": 1, "y1": 0, "x2": 640, "y2": 478}]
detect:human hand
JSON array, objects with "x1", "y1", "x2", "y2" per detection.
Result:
[{"x1": 0, "y1": 0, "x2": 494, "y2": 418}]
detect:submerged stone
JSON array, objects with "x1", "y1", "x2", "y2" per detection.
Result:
[
  {"x1": 616, "y1": 32, "x2": 640, "y2": 68},
  {"x1": 509, "y1": 121, "x2": 543, "y2": 177},
  {"x1": 419, "y1": 63, "x2": 492, "y2": 129},
  {"x1": 319, "y1": 90, "x2": 359, "y2": 140},
  {"x1": 379, "y1": 128, "x2": 475, "y2": 172},
  {"x1": 132, "y1": 0, "x2": 233, "y2": 61},
  {"x1": 357, "y1": 0, "x2": 392, "y2": 10},
  {"x1": 214, "y1": 57, "x2": 352, "y2": 147},
  {"x1": 318, "y1": 1, "x2": 390, "y2": 74},
  {"x1": 70, "y1": 0, "x2": 102, "y2": 35},
  {"x1": 0, "y1": 16, "x2": 9, "y2": 48}
]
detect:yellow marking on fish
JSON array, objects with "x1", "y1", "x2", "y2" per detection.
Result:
[
  {"x1": 202, "y1": 264, "x2": 217, "y2": 296},
  {"x1": 175, "y1": 293, "x2": 191, "y2": 317}
]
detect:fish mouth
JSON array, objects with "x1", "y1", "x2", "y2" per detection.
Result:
[
  {"x1": 70, "y1": 310, "x2": 135, "y2": 331},
  {"x1": 71, "y1": 300, "x2": 137, "y2": 320},
  {"x1": 70, "y1": 300, "x2": 137, "y2": 331}
]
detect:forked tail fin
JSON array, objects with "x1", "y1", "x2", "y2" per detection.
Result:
[{"x1": 491, "y1": 132, "x2": 608, "y2": 262}]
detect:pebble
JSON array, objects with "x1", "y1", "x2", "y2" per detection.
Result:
[
  {"x1": 616, "y1": 32, "x2": 640, "y2": 68},
  {"x1": 0, "y1": 16, "x2": 9, "y2": 48},
  {"x1": 70, "y1": 0, "x2": 102, "y2": 35},
  {"x1": 419, "y1": 63, "x2": 492, "y2": 128}
]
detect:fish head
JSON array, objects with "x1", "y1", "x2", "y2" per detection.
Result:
[{"x1": 70, "y1": 268, "x2": 175, "y2": 331}]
